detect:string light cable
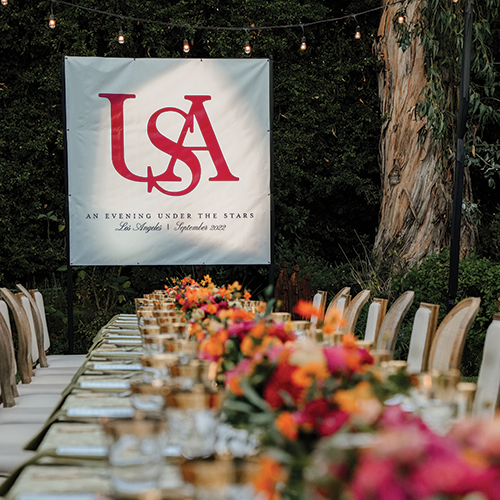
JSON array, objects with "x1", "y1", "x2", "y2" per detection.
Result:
[{"x1": 45, "y1": 0, "x2": 407, "y2": 36}]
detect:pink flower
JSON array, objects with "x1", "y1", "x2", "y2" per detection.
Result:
[{"x1": 323, "y1": 346, "x2": 350, "y2": 376}]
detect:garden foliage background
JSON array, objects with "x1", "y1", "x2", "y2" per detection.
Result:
[{"x1": 1, "y1": 0, "x2": 500, "y2": 377}]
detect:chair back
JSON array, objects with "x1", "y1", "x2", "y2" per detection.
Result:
[
  {"x1": 364, "y1": 298, "x2": 388, "y2": 344},
  {"x1": 341, "y1": 290, "x2": 370, "y2": 334},
  {"x1": 428, "y1": 297, "x2": 481, "y2": 371},
  {"x1": 31, "y1": 289, "x2": 51, "y2": 352},
  {"x1": 324, "y1": 287, "x2": 351, "y2": 323},
  {"x1": 0, "y1": 299, "x2": 18, "y2": 387},
  {"x1": 375, "y1": 291, "x2": 415, "y2": 355},
  {"x1": 406, "y1": 302, "x2": 439, "y2": 374},
  {"x1": 17, "y1": 284, "x2": 49, "y2": 366},
  {"x1": 473, "y1": 313, "x2": 500, "y2": 418},
  {"x1": 310, "y1": 291, "x2": 327, "y2": 329},
  {"x1": 18, "y1": 294, "x2": 41, "y2": 367},
  {"x1": 0, "y1": 287, "x2": 33, "y2": 383},
  {"x1": 0, "y1": 312, "x2": 17, "y2": 407}
]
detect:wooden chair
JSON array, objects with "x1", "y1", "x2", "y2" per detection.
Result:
[
  {"x1": 340, "y1": 290, "x2": 370, "y2": 334},
  {"x1": 472, "y1": 313, "x2": 500, "y2": 418},
  {"x1": 21, "y1": 286, "x2": 86, "y2": 371},
  {"x1": 375, "y1": 291, "x2": 415, "y2": 357},
  {"x1": 310, "y1": 290, "x2": 328, "y2": 329},
  {"x1": 427, "y1": 297, "x2": 481, "y2": 372},
  {"x1": 0, "y1": 287, "x2": 33, "y2": 383},
  {"x1": 406, "y1": 302, "x2": 439, "y2": 373},
  {"x1": 364, "y1": 298, "x2": 388, "y2": 345},
  {"x1": 16, "y1": 284, "x2": 48, "y2": 367},
  {"x1": 0, "y1": 299, "x2": 19, "y2": 395},
  {"x1": 0, "y1": 311, "x2": 17, "y2": 407},
  {"x1": 324, "y1": 287, "x2": 351, "y2": 323}
]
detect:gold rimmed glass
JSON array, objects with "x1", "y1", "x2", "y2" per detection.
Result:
[{"x1": 101, "y1": 413, "x2": 167, "y2": 499}]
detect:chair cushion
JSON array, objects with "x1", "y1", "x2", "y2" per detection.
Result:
[
  {"x1": 0, "y1": 447, "x2": 36, "y2": 474},
  {"x1": 0, "y1": 423, "x2": 42, "y2": 446},
  {"x1": 16, "y1": 383, "x2": 68, "y2": 396},
  {"x1": 0, "y1": 405, "x2": 54, "y2": 424},
  {"x1": 27, "y1": 373, "x2": 75, "y2": 386},
  {"x1": 46, "y1": 354, "x2": 87, "y2": 368}
]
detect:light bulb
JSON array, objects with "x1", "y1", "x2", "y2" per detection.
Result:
[
  {"x1": 244, "y1": 40, "x2": 251, "y2": 54},
  {"x1": 183, "y1": 38, "x2": 190, "y2": 53},
  {"x1": 1, "y1": 0, "x2": 8, "y2": 6},
  {"x1": 118, "y1": 29, "x2": 124, "y2": 44},
  {"x1": 300, "y1": 36, "x2": 307, "y2": 51},
  {"x1": 354, "y1": 26, "x2": 361, "y2": 39},
  {"x1": 398, "y1": 14, "x2": 405, "y2": 23},
  {"x1": 452, "y1": 0, "x2": 459, "y2": 3},
  {"x1": 49, "y1": 13, "x2": 56, "y2": 29}
]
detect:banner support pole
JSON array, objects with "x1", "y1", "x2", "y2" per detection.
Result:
[
  {"x1": 62, "y1": 55, "x2": 74, "y2": 353},
  {"x1": 269, "y1": 56, "x2": 275, "y2": 287}
]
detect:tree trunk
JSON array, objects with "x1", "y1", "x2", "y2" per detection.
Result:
[{"x1": 373, "y1": 0, "x2": 476, "y2": 268}]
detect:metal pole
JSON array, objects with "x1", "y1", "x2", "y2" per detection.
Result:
[
  {"x1": 447, "y1": 0, "x2": 473, "y2": 311},
  {"x1": 62, "y1": 55, "x2": 74, "y2": 353},
  {"x1": 269, "y1": 56, "x2": 275, "y2": 287}
]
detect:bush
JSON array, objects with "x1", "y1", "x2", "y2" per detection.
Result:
[{"x1": 391, "y1": 249, "x2": 500, "y2": 377}]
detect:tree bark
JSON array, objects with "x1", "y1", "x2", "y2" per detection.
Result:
[{"x1": 373, "y1": 0, "x2": 476, "y2": 268}]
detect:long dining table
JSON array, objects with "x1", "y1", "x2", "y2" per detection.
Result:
[{"x1": 1, "y1": 313, "x2": 189, "y2": 500}]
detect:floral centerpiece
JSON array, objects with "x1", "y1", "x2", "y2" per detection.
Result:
[
  {"x1": 305, "y1": 406, "x2": 500, "y2": 500},
  {"x1": 222, "y1": 332, "x2": 412, "y2": 500},
  {"x1": 165, "y1": 274, "x2": 252, "y2": 335}
]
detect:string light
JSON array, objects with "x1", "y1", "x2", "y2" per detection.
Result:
[
  {"x1": 300, "y1": 25, "x2": 307, "y2": 51},
  {"x1": 397, "y1": 13, "x2": 405, "y2": 23},
  {"x1": 45, "y1": 0, "x2": 406, "y2": 33},
  {"x1": 1, "y1": 0, "x2": 8, "y2": 6},
  {"x1": 42, "y1": 0, "x2": 408, "y2": 48},
  {"x1": 118, "y1": 28, "x2": 124, "y2": 44},
  {"x1": 49, "y1": 4, "x2": 56, "y2": 29}
]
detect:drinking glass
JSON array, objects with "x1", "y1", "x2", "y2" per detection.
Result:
[
  {"x1": 101, "y1": 414, "x2": 167, "y2": 499},
  {"x1": 410, "y1": 369, "x2": 460, "y2": 435}
]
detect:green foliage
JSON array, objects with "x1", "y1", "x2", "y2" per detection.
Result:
[{"x1": 391, "y1": 249, "x2": 500, "y2": 377}]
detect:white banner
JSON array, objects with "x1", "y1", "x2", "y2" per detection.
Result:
[{"x1": 64, "y1": 57, "x2": 271, "y2": 265}]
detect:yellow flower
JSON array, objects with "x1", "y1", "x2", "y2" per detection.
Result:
[
  {"x1": 292, "y1": 361, "x2": 329, "y2": 388},
  {"x1": 333, "y1": 381, "x2": 382, "y2": 423}
]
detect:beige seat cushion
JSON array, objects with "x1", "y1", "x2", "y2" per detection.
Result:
[
  {"x1": 16, "y1": 383, "x2": 69, "y2": 396},
  {"x1": 0, "y1": 447, "x2": 36, "y2": 475},
  {"x1": 46, "y1": 354, "x2": 87, "y2": 368},
  {"x1": 0, "y1": 405, "x2": 54, "y2": 424},
  {"x1": 0, "y1": 423, "x2": 42, "y2": 447}
]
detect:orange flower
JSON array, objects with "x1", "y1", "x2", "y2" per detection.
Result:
[
  {"x1": 342, "y1": 332, "x2": 358, "y2": 349},
  {"x1": 228, "y1": 374, "x2": 245, "y2": 396},
  {"x1": 244, "y1": 290, "x2": 252, "y2": 300},
  {"x1": 241, "y1": 335, "x2": 257, "y2": 356},
  {"x1": 205, "y1": 303, "x2": 218, "y2": 315},
  {"x1": 292, "y1": 361, "x2": 330, "y2": 388},
  {"x1": 334, "y1": 380, "x2": 374, "y2": 414},
  {"x1": 293, "y1": 299, "x2": 321, "y2": 319},
  {"x1": 275, "y1": 411, "x2": 298, "y2": 441},
  {"x1": 199, "y1": 336, "x2": 225, "y2": 359},
  {"x1": 322, "y1": 306, "x2": 346, "y2": 334},
  {"x1": 252, "y1": 456, "x2": 287, "y2": 500},
  {"x1": 228, "y1": 281, "x2": 242, "y2": 293},
  {"x1": 249, "y1": 322, "x2": 266, "y2": 339}
]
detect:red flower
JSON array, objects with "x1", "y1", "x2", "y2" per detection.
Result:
[{"x1": 263, "y1": 361, "x2": 303, "y2": 409}]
